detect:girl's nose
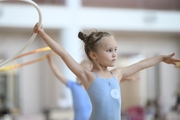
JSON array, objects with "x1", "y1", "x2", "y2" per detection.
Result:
[{"x1": 112, "y1": 52, "x2": 116, "y2": 57}]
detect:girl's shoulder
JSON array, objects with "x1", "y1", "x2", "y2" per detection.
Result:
[
  {"x1": 110, "y1": 67, "x2": 124, "y2": 73},
  {"x1": 110, "y1": 68, "x2": 123, "y2": 82},
  {"x1": 81, "y1": 70, "x2": 96, "y2": 89}
]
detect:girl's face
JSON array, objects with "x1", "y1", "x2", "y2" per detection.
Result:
[{"x1": 95, "y1": 36, "x2": 117, "y2": 67}]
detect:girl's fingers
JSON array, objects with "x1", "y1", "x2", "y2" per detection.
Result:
[
  {"x1": 167, "y1": 53, "x2": 175, "y2": 58},
  {"x1": 176, "y1": 59, "x2": 180, "y2": 62},
  {"x1": 171, "y1": 52, "x2": 175, "y2": 56}
]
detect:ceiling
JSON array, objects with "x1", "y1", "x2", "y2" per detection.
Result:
[{"x1": 34, "y1": 0, "x2": 180, "y2": 11}]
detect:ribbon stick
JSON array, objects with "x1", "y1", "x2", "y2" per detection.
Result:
[
  {"x1": 0, "y1": 56, "x2": 47, "y2": 72},
  {"x1": 0, "y1": 47, "x2": 53, "y2": 72},
  {"x1": 14, "y1": 47, "x2": 51, "y2": 59}
]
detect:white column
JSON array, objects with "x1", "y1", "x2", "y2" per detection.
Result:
[
  {"x1": 56, "y1": 0, "x2": 83, "y2": 107},
  {"x1": 65, "y1": 0, "x2": 82, "y2": 8}
]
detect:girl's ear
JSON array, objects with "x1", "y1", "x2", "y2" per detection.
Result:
[{"x1": 89, "y1": 51, "x2": 97, "y2": 60}]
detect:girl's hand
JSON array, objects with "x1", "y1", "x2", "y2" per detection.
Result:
[
  {"x1": 46, "y1": 52, "x2": 54, "y2": 59},
  {"x1": 163, "y1": 53, "x2": 180, "y2": 65},
  {"x1": 33, "y1": 22, "x2": 44, "y2": 34}
]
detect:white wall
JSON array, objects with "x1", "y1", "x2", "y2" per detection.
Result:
[
  {"x1": 115, "y1": 32, "x2": 180, "y2": 111},
  {"x1": 1, "y1": 3, "x2": 180, "y2": 32}
]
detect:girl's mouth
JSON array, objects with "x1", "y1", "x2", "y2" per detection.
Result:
[{"x1": 112, "y1": 59, "x2": 116, "y2": 62}]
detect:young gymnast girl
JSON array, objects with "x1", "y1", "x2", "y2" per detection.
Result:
[
  {"x1": 46, "y1": 52, "x2": 136, "y2": 120},
  {"x1": 34, "y1": 23, "x2": 180, "y2": 120},
  {"x1": 46, "y1": 53, "x2": 92, "y2": 120}
]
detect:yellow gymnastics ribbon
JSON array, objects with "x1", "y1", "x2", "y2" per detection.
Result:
[
  {"x1": 0, "y1": 47, "x2": 52, "y2": 72},
  {"x1": 175, "y1": 62, "x2": 180, "y2": 68},
  {"x1": 0, "y1": 56, "x2": 47, "y2": 72}
]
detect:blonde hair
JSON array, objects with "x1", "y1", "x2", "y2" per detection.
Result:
[{"x1": 78, "y1": 30, "x2": 111, "y2": 61}]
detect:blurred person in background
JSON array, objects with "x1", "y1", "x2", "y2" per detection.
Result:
[
  {"x1": 175, "y1": 82, "x2": 180, "y2": 112},
  {"x1": 172, "y1": 82, "x2": 180, "y2": 113},
  {"x1": 46, "y1": 53, "x2": 92, "y2": 120},
  {"x1": 0, "y1": 94, "x2": 10, "y2": 120}
]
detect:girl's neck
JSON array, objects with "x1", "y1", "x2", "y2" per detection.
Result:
[
  {"x1": 91, "y1": 61, "x2": 114, "y2": 78},
  {"x1": 92, "y1": 63, "x2": 108, "y2": 72},
  {"x1": 92, "y1": 65, "x2": 108, "y2": 72},
  {"x1": 92, "y1": 66, "x2": 110, "y2": 75},
  {"x1": 92, "y1": 67, "x2": 112, "y2": 79}
]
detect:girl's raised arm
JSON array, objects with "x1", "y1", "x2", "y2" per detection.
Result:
[
  {"x1": 33, "y1": 23, "x2": 90, "y2": 86},
  {"x1": 118, "y1": 53, "x2": 180, "y2": 81},
  {"x1": 46, "y1": 53, "x2": 67, "y2": 85}
]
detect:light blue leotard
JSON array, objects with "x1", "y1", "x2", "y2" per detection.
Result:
[
  {"x1": 67, "y1": 80, "x2": 92, "y2": 120},
  {"x1": 87, "y1": 72, "x2": 121, "y2": 120}
]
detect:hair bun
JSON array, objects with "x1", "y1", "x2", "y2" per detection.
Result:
[{"x1": 78, "y1": 31, "x2": 88, "y2": 43}]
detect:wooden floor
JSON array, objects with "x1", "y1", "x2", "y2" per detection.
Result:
[
  {"x1": 2, "y1": 110, "x2": 180, "y2": 120},
  {"x1": 1, "y1": 109, "x2": 74, "y2": 120}
]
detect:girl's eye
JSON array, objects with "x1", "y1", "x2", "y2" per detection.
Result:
[
  {"x1": 115, "y1": 49, "x2": 117, "y2": 51},
  {"x1": 107, "y1": 50, "x2": 112, "y2": 52}
]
